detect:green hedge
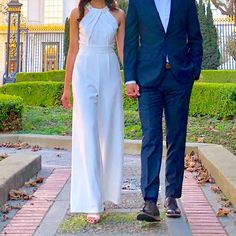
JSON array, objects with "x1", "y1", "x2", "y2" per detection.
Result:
[
  {"x1": 0, "y1": 94, "x2": 24, "y2": 131},
  {"x1": 190, "y1": 83, "x2": 236, "y2": 117},
  {"x1": 16, "y1": 70, "x2": 236, "y2": 84},
  {"x1": 199, "y1": 70, "x2": 236, "y2": 83},
  {"x1": 0, "y1": 82, "x2": 64, "y2": 107},
  {"x1": 16, "y1": 70, "x2": 65, "y2": 82},
  {"x1": 1, "y1": 82, "x2": 235, "y2": 118},
  {"x1": 123, "y1": 83, "x2": 236, "y2": 118}
]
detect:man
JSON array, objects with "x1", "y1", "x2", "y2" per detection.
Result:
[{"x1": 124, "y1": 0, "x2": 203, "y2": 221}]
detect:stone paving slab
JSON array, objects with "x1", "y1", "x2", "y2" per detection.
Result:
[
  {"x1": 1, "y1": 168, "x2": 71, "y2": 236},
  {"x1": 0, "y1": 153, "x2": 41, "y2": 206}
]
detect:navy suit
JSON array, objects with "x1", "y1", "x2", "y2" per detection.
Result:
[{"x1": 124, "y1": 0, "x2": 203, "y2": 201}]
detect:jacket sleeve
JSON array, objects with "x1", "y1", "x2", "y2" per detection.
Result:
[
  {"x1": 187, "y1": 0, "x2": 203, "y2": 79},
  {"x1": 124, "y1": 0, "x2": 139, "y2": 83}
]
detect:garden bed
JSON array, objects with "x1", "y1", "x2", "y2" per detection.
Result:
[{"x1": 7, "y1": 106, "x2": 235, "y2": 155}]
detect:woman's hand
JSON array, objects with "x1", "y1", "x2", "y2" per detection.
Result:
[{"x1": 61, "y1": 89, "x2": 71, "y2": 109}]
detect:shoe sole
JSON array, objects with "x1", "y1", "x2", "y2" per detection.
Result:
[
  {"x1": 137, "y1": 212, "x2": 161, "y2": 222},
  {"x1": 165, "y1": 212, "x2": 181, "y2": 218}
]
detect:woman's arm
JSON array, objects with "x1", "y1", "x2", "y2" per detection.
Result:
[
  {"x1": 61, "y1": 8, "x2": 80, "y2": 109},
  {"x1": 116, "y1": 10, "x2": 126, "y2": 65}
]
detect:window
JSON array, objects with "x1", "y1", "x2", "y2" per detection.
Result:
[{"x1": 44, "y1": 0, "x2": 63, "y2": 24}]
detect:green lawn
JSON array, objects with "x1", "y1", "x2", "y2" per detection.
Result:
[{"x1": 15, "y1": 106, "x2": 236, "y2": 155}]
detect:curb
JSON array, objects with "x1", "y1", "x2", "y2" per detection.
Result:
[
  {"x1": 0, "y1": 153, "x2": 41, "y2": 206},
  {"x1": 1, "y1": 134, "x2": 236, "y2": 208},
  {"x1": 198, "y1": 145, "x2": 236, "y2": 208},
  {"x1": 0, "y1": 134, "x2": 213, "y2": 154}
]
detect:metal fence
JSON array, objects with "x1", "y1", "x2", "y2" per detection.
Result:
[
  {"x1": 20, "y1": 31, "x2": 64, "y2": 73},
  {"x1": 16, "y1": 19, "x2": 235, "y2": 72},
  {"x1": 215, "y1": 18, "x2": 236, "y2": 70}
]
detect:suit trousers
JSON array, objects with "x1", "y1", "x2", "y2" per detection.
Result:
[{"x1": 138, "y1": 70, "x2": 193, "y2": 202}]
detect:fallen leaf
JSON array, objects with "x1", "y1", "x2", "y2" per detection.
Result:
[
  {"x1": 211, "y1": 186, "x2": 221, "y2": 194},
  {"x1": 0, "y1": 204, "x2": 11, "y2": 213},
  {"x1": 36, "y1": 177, "x2": 44, "y2": 183},
  {"x1": 197, "y1": 137, "x2": 205, "y2": 143},
  {"x1": 25, "y1": 180, "x2": 37, "y2": 187},
  {"x1": 11, "y1": 205, "x2": 22, "y2": 210},
  {"x1": 9, "y1": 189, "x2": 29, "y2": 200},
  {"x1": 208, "y1": 176, "x2": 215, "y2": 184},
  {"x1": 0, "y1": 153, "x2": 8, "y2": 159},
  {"x1": 1, "y1": 214, "x2": 9, "y2": 222},
  {"x1": 216, "y1": 208, "x2": 229, "y2": 217},
  {"x1": 186, "y1": 167, "x2": 195, "y2": 172},
  {"x1": 31, "y1": 145, "x2": 41, "y2": 152},
  {"x1": 223, "y1": 201, "x2": 232, "y2": 208}
]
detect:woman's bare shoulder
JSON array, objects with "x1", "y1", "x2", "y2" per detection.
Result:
[
  {"x1": 113, "y1": 8, "x2": 125, "y2": 23},
  {"x1": 70, "y1": 8, "x2": 80, "y2": 19}
]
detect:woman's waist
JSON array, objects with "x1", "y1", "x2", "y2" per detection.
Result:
[{"x1": 79, "y1": 43, "x2": 115, "y2": 54}]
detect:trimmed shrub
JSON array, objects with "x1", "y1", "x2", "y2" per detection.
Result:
[
  {"x1": 124, "y1": 83, "x2": 236, "y2": 118},
  {"x1": 0, "y1": 94, "x2": 24, "y2": 131},
  {"x1": 0, "y1": 82, "x2": 64, "y2": 107},
  {"x1": 1, "y1": 81, "x2": 235, "y2": 118},
  {"x1": 189, "y1": 83, "x2": 236, "y2": 118},
  {"x1": 16, "y1": 70, "x2": 236, "y2": 84},
  {"x1": 199, "y1": 70, "x2": 236, "y2": 83},
  {"x1": 16, "y1": 70, "x2": 65, "y2": 83}
]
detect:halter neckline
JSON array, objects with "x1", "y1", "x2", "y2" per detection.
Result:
[{"x1": 87, "y1": 3, "x2": 108, "y2": 11}]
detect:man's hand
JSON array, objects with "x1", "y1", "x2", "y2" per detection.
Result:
[{"x1": 126, "y1": 83, "x2": 140, "y2": 99}]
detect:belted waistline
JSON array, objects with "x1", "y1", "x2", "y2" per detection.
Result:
[{"x1": 79, "y1": 44, "x2": 114, "y2": 54}]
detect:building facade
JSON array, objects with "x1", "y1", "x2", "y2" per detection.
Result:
[{"x1": 0, "y1": 0, "x2": 78, "y2": 84}]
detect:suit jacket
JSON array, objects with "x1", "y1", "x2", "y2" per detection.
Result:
[{"x1": 124, "y1": 0, "x2": 203, "y2": 87}]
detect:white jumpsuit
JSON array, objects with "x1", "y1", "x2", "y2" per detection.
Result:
[{"x1": 70, "y1": 4, "x2": 124, "y2": 213}]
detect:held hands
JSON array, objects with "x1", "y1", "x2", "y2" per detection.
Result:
[
  {"x1": 61, "y1": 89, "x2": 71, "y2": 109},
  {"x1": 126, "y1": 83, "x2": 140, "y2": 99}
]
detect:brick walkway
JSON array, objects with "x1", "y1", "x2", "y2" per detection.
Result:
[
  {"x1": 1, "y1": 168, "x2": 70, "y2": 236},
  {"x1": 0, "y1": 167, "x2": 228, "y2": 236},
  {"x1": 181, "y1": 172, "x2": 227, "y2": 236}
]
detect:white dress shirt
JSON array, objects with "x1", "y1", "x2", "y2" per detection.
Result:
[{"x1": 125, "y1": 0, "x2": 171, "y2": 85}]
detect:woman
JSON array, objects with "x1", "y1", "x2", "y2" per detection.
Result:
[{"x1": 61, "y1": 0, "x2": 125, "y2": 224}]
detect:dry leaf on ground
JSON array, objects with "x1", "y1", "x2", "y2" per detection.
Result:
[
  {"x1": 223, "y1": 201, "x2": 232, "y2": 208},
  {"x1": 9, "y1": 189, "x2": 32, "y2": 200},
  {"x1": 0, "y1": 153, "x2": 8, "y2": 159},
  {"x1": 11, "y1": 205, "x2": 22, "y2": 210},
  {"x1": 25, "y1": 180, "x2": 37, "y2": 187},
  {"x1": 211, "y1": 186, "x2": 221, "y2": 194},
  {"x1": 197, "y1": 137, "x2": 205, "y2": 143},
  {"x1": 0, "y1": 142, "x2": 30, "y2": 149},
  {"x1": 0, "y1": 204, "x2": 11, "y2": 214},
  {"x1": 36, "y1": 176, "x2": 44, "y2": 183},
  {"x1": 1, "y1": 214, "x2": 9, "y2": 222},
  {"x1": 185, "y1": 153, "x2": 216, "y2": 186},
  {"x1": 31, "y1": 145, "x2": 41, "y2": 152},
  {"x1": 25, "y1": 176, "x2": 44, "y2": 187},
  {"x1": 216, "y1": 208, "x2": 230, "y2": 217}
]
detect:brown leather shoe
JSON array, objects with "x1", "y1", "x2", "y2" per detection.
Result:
[
  {"x1": 164, "y1": 197, "x2": 181, "y2": 218},
  {"x1": 137, "y1": 201, "x2": 161, "y2": 222}
]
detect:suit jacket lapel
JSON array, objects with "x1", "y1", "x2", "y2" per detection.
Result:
[
  {"x1": 149, "y1": 0, "x2": 165, "y2": 33},
  {"x1": 167, "y1": 0, "x2": 177, "y2": 34}
]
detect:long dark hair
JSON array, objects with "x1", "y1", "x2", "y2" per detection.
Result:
[{"x1": 78, "y1": 0, "x2": 117, "y2": 22}]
